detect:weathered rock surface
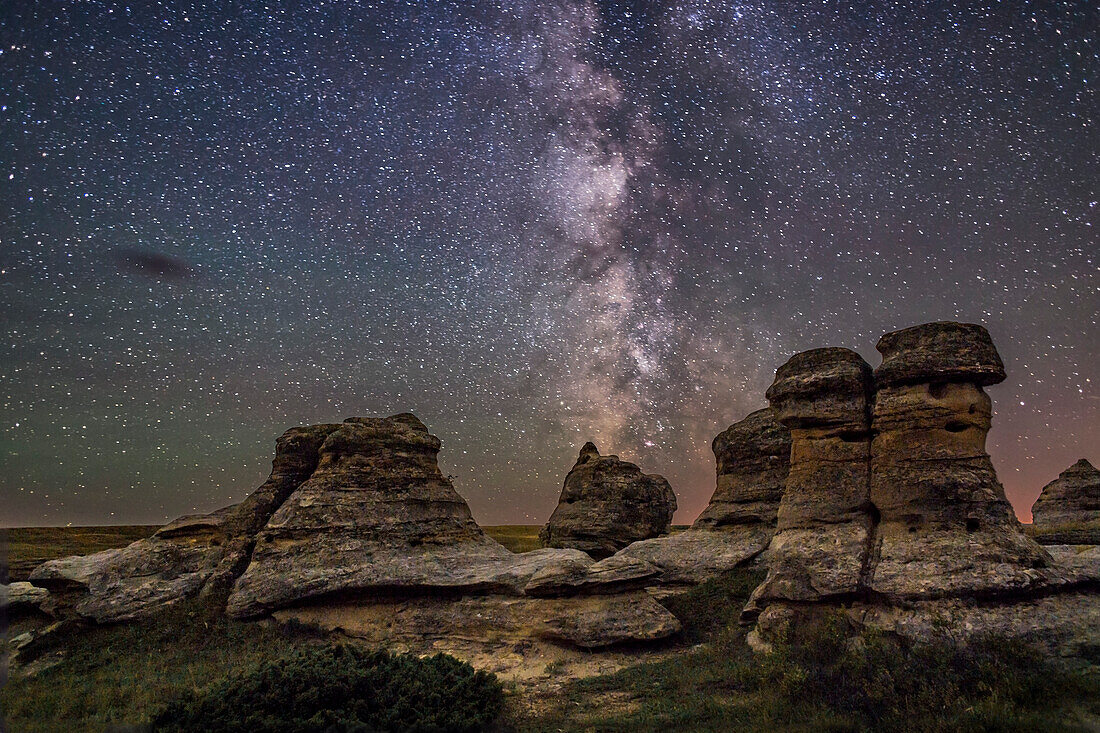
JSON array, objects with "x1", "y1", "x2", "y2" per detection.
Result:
[
  {"x1": 744, "y1": 348, "x2": 876, "y2": 618},
  {"x1": 744, "y1": 322, "x2": 1092, "y2": 654},
  {"x1": 2, "y1": 582, "x2": 53, "y2": 616},
  {"x1": 610, "y1": 528, "x2": 773, "y2": 585},
  {"x1": 540, "y1": 443, "x2": 677, "y2": 558},
  {"x1": 28, "y1": 423, "x2": 342, "y2": 622},
  {"x1": 695, "y1": 408, "x2": 790, "y2": 530},
  {"x1": 29, "y1": 506, "x2": 237, "y2": 622},
  {"x1": 868, "y1": 322, "x2": 1055, "y2": 599},
  {"x1": 591, "y1": 408, "x2": 790, "y2": 586},
  {"x1": 749, "y1": 592, "x2": 1100, "y2": 663},
  {"x1": 274, "y1": 591, "x2": 681, "y2": 651},
  {"x1": 1030, "y1": 459, "x2": 1100, "y2": 545},
  {"x1": 226, "y1": 415, "x2": 601, "y2": 618},
  {"x1": 524, "y1": 554, "x2": 660, "y2": 597},
  {"x1": 1044, "y1": 545, "x2": 1100, "y2": 584}
]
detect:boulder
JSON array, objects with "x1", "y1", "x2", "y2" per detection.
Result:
[
  {"x1": 1029, "y1": 459, "x2": 1100, "y2": 545},
  {"x1": 743, "y1": 348, "x2": 876, "y2": 619},
  {"x1": 2, "y1": 582, "x2": 53, "y2": 616},
  {"x1": 609, "y1": 528, "x2": 774, "y2": 585},
  {"x1": 539, "y1": 442, "x2": 677, "y2": 558},
  {"x1": 868, "y1": 322, "x2": 1054, "y2": 599},
  {"x1": 28, "y1": 507, "x2": 235, "y2": 622}
]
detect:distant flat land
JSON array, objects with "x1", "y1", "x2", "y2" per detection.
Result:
[
  {"x1": 4, "y1": 525, "x2": 160, "y2": 583},
  {"x1": 5, "y1": 524, "x2": 694, "y2": 582},
  {"x1": 5, "y1": 525, "x2": 544, "y2": 582}
]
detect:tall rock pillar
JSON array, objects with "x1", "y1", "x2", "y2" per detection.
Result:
[
  {"x1": 743, "y1": 348, "x2": 876, "y2": 618},
  {"x1": 868, "y1": 322, "x2": 1052, "y2": 598}
]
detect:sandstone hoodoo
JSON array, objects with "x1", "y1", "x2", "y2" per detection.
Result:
[
  {"x1": 540, "y1": 442, "x2": 677, "y2": 558},
  {"x1": 868, "y1": 321, "x2": 1052, "y2": 599},
  {"x1": 743, "y1": 348, "x2": 876, "y2": 618},
  {"x1": 1030, "y1": 459, "x2": 1100, "y2": 545},
  {"x1": 26, "y1": 412, "x2": 682, "y2": 647},
  {"x1": 695, "y1": 407, "x2": 790, "y2": 530},
  {"x1": 228, "y1": 414, "x2": 563, "y2": 617},
  {"x1": 607, "y1": 407, "x2": 791, "y2": 584},
  {"x1": 742, "y1": 322, "x2": 1093, "y2": 657}
]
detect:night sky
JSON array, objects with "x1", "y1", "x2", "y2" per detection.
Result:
[{"x1": 2, "y1": 1, "x2": 1096, "y2": 528}]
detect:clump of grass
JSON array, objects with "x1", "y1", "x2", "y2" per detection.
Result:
[
  {"x1": 1, "y1": 598, "x2": 326, "y2": 732},
  {"x1": 152, "y1": 645, "x2": 503, "y2": 733}
]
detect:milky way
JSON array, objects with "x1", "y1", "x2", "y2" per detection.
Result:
[{"x1": 1, "y1": 1, "x2": 1096, "y2": 527}]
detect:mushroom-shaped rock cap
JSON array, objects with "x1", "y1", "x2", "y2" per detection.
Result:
[
  {"x1": 875, "y1": 321, "x2": 1005, "y2": 388},
  {"x1": 765, "y1": 347, "x2": 873, "y2": 428}
]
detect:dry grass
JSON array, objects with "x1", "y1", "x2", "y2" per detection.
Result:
[{"x1": 482, "y1": 525, "x2": 543, "y2": 553}]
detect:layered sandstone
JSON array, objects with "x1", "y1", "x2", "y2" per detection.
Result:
[
  {"x1": 743, "y1": 348, "x2": 876, "y2": 618},
  {"x1": 868, "y1": 322, "x2": 1053, "y2": 599},
  {"x1": 694, "y1": 407, "x2": 790, "y2": 530},
  {"x1": 540, "y1": 443, "x2": 677, "y2": 558},
  {"x1": 609, "y1": 409, "x2": 789, "y2": 584},
  {"x1": 1030, "y1": 459, "x2": 1100, "y2": 545}
]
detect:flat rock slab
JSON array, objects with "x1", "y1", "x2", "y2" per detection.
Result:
[
  {"x1": 273, "y1": 591, "x2": 681, "y2": 650},
  {"x1": 610, "y1": 528, "x2": 773, "y2": 585}
]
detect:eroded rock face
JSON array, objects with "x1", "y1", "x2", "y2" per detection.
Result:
[
  {"x1": 225, "y1": 415, "x2": 602, "y2": 619},
  {"x1": 28, "y1": 424, "x2": 341, "y2": 623},
  {"x1": 539, "y1": 443, "x2": 677, "y2": 558},
  {"x1": 868, "y1": 322, "x2": 1053, "y2": 599},
  {"x1": 1030, "y1": 460, "x2": 1100, "y2": 545},
  {"x1": 743, "y1": 348, "x2": 875, "y2": 617},
  {"x1": 695, "y1": 408, "x2": 790, "y2": 530},
  {"x1": 743, "y1": 322, "x2": 1090, "y2": 653},
  {"x1": 597, "y1": 409, "x2": 790, "y2": 585},
  {"x1": 29, "y1": 506, "x2": 239, "y2": 622}
]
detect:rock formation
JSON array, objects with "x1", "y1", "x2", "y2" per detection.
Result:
[
  {"x1": 540, "y1": 442, "x2": 677, "y2": 558},
  {"x1": 695, "y1": 407, "x2": 790, "y2": 530},
  {"x1": 1030, "y1": 459, "x2": 1100, "y2": 545},
  {"x1": 743, "y1": 322, "x2": 1092, "y2": 656},
  {"x1": 227, "y1": 414, "x2": 597, "y2": 618},
  {"x1": 608, "y1": 408, "x2": 790, "y2": 584},
  {"x1": 29, "y1": 505, "x2": 239, "y2": 622},
  {"x1": 2, "y1": 582, "x2": 53, "y2": 617},
  {"x1": 27, "y1": 423, "x2": 344, "y2": 623},
  {"x1": 25, "y1": 413, "x2": 682, "y2": 647},
  {"x1": 868, "y1": 322, "x2": 1053, "y2": 599},
  {"x1": 743, "y1": 348, "x2": 876, "y2": 618}
]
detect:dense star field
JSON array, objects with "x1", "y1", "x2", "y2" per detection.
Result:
[{"x1": 1, "y1": 1, "x2": 1096, "y2": 527}]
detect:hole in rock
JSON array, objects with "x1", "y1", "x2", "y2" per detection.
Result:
[
  {"x1": 965, "y1": 518, "x2": 980, "y2": 532},
  {"x1": 928, "y1": 383, "x2": 949, "y2": 399},
  {"x1": 838, "y1": 430, "x2": 866, "y2": 443},
  {"x1": 944, "y1": 421, "x2": 969, "y2": 433}
]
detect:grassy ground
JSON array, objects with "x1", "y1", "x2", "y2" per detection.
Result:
[
  {"x1": 512, "y1": 571, "x2": 1100, "y2": 732},
  {"x1": 3, "y1": 525, "x2": 160, "y2": 583}
]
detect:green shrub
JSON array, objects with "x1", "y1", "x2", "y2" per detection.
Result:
[{"x1": 152, "y1": 644, "x2": 503, "y2": 733}]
